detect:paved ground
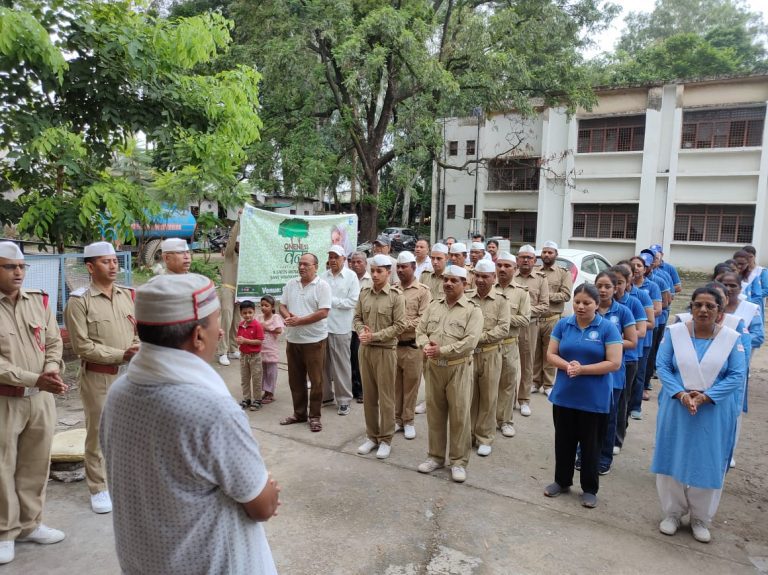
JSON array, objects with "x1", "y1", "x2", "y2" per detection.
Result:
[{"x1": 5, "y1": 343, "x2": 768, "y2": 574}]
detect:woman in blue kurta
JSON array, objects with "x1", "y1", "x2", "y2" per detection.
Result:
[
  {"x1": 544, "y1": 284, "x2": 622, "y2": 508},
  {"x1": 652, "y1": 287, "x2": 746, "y2": 544}
]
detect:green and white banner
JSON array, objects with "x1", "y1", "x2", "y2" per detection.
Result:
[{"x1": 237, "y1": 205, "x2": 358, "y2": 300}]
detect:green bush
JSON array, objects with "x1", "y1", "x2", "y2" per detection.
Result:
[{"x1": 190, "y1": 259, "x2": 221, "y2": 282}]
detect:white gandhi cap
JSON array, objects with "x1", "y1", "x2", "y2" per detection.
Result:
[
  {"x1": 517, "y1": 244, "x2": 536, "y2": 255},
  {"x1": 371, "y1": 254, "x2": 393, "y2": 268},
  {"x1": 541, "y1": 240, "x2": 558, "y2": 250},
  {"x1": 431, "y1": 243, "x2": 449, "y2": 254},
  {"x1": 135, "y1": 273, "x2": 220, "y2": 325},
  {"x1": 161, "y1": 238, "x2": 189, "y2": 253},
  {"x1": 328, "y1": 245, "x2": 345, "y2": 257},
  {"x1": 444, "y1": 265, "x2": 468, "y2": 279},
  {"x1": 396, "y1": 251, "x2": 416, "y2": 264},
  {"x1": 84, "y1": 241, "x2": 116, "y2": 258},
  {"x1": 470, "y1": 242, "x2": 485, "y2": 250},
  {"x1": 496, "y1": 251, "x2": 515, "y2": 263},
  {"x1": 0, "y1": 241, "x2": 24, "y2": 260},
  {"x1": 450, "y1": 242, "x2": 468, "y2": 254},
  {"x1": 474, "y1": 259, "x2": 496, "y2": 273}
]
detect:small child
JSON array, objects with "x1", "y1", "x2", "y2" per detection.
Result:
[
  {"x1": 258, "y1": 295, "x2": 284, "y2": 404},
  {"x1": 236, "y1": 300, "x2": 264, "y2": 411}
]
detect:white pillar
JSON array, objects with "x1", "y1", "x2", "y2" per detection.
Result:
[{"x1": 753, "y1": 101, "x2": 768, "y2": 265}]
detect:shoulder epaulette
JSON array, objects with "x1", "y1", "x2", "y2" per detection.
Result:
[
  {"x1": 390, "y1": 285, "x2": 402, "y2": 294},
  {"x1": 69, "y1": 287, "x2": 88, "y2": 298}
]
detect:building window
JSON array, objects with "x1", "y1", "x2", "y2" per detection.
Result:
[
  {"x1": 484, "y1": 211, "x2": 537, "y2": 243},
  {"x1": 447, "y1": 204, "x2": 456, "y2": 219},
  {"x1": 673, "y1": 204, "x2": 754, "y2": 243},
  {"x1": 577, "y1": 115, "x2": 646, "y2": 153},
  {"x1": 448, "y1": 141, "x2": 458, "y2": 156},
  {"x1": 464, "y1": 204, "x2": 474, "y2": 219},
  {"x1": 290, "y1": 209, "x2": 296, "y2": 215},
  {"x1": 572, "y1": 204, "x2": 638, "y2": 240},
  {"x1": 488, "y1": 158, "x2": 540, "y2": 191},
  {"x1": 681, "y1": 106, "x2": 765, "y2": 149},
  {"x1": 466, "y1": 140, "x2": 476, "y2": 155}
]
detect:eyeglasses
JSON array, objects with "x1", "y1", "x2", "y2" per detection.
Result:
[
  {"x1": 691, "y1": 302, "x2": 718, "y2": 311},
  {"x1": 0, "y1": 264, "x2": 30, "y2": 271}
]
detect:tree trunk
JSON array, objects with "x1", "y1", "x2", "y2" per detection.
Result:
[{"x1": 358, "y1": 173, "x2": 379, "y2": 241}]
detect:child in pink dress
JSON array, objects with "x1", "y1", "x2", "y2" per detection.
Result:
[{"x1": 258, "y1": 295, "x2": 284, "y2": 404}]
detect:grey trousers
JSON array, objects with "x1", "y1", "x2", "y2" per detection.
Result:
[{"x1": 323, "y1": 332, "x2": 353, "y2": 406}]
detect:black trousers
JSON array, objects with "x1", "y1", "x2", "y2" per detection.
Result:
[
  {"x1": 351, "y1": 331, "x2": 362, "y2": 399},
  {"x1": 553, "y1": 405, "x2": 608, "y2": 495},
  {"x1": 615, "y1": 361, "x2": 638, "y2": 448},
  {"x1": 644, "y1": 321, "x2": 666, "y2": 388}
]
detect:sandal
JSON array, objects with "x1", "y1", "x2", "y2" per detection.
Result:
[
  {"x1": 261, "y1": 393, "x2": 274, "y2": 404},
  {"x1": 308, "y1": 417, "x2": 322, "y2": 432},
  {"x1": 279, "y1": 415, "x2": 307, "y2": 426}
]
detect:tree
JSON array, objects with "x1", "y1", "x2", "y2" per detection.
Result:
[
  {"x1": 173, "y1": 0, "x2": 615, "y2": 240},
  {"x1": 0, "y1": 0, "x2": 263, "y2": 251}
]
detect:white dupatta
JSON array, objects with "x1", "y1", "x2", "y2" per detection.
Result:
[
  {"x1": 668, "y1": 322, "x2": 739, "y2": 392},
  {"x1": 733, "y1": 299, "x2": 760, "y2": 327},
  {"x1": 677, "y1": 312, "x2": 740, "y2": 332}
]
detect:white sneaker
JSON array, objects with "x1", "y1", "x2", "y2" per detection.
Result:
[
  {"x1": 394, "y1": 423, "x2": 403, "y2": 432},
  {"x1": 543, "y1": 388, "x2": 552, "y2": 397},
  {"x1": 477, "y1": 444, "x2": 492, "y2": 456},
  {"x1": 500, "y1": 423, "x2": 516, "y2": 437},
  {"x1": 376, "y1": 443, "x2": 391, "y2": 459},
  {"x1": 414, "y1": 401, "x2": 426, "y2": 414},
  {"x1": 520, "y1": 404, "x2": 532, "y2": 417},
  {"x1": 0, "y1": 541, "x2": 14, "y2": 565},
  {"x1": 17, "y1": 524, "x2": 65, "y2": 544},
  {"x1": 357, "y1": 439, "x2": 378, "y2": 455},
  {"x1": 613, "y1": 446, "x2": 621, "y2": 456},
  {"x1": 691, "y1": 519, "x2": 711, "y2": 543},
  {"x1": 730, "y1": 457, "x2": 736, "y2": 468},
  {"x1": 404, "y1": 424, "x2": 416, "y2": 440},
  {"x1": 218, "y1": 354, "x2": 231, "y2": 366},
  {"x1": 417, "y1": 458, "x2": 443, "y2": 474},
  {"x1": 659, "y1": 516, "x2": 680, "y2": 536},
  {"x1": 91, "y1": 491, "x2": 113, "y2": 514},
  {"x1": 451, "y1": 466, "x2": 467, "y2": 483},
  {"x1": 228, "y1": 351, "x2": 241, "y2": 360},
  {"x1": 530, "y1": 386, "x2": 539, "y2": 394}
]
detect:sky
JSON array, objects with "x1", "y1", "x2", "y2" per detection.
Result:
[{"x1": 585, "y1": 0, "x2": 768, "y2": 57}]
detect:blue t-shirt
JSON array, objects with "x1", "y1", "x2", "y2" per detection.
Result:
[
  {"x1": 616, "y1": 293, "x2": 646, "y2": 362},
  {"x1": 599, "y1": 301, "x2": 635, "y2": 389},
  {"x1": 652, "y1": 269, "x2": 674, "y2": 324},
  {"x1": 548, "y1": 314, "x2": 623, "y2": 413},
  {"x1": 630, "y1": 284, "x2": 656, "y2": 348},
  {"x1": 659, "y1": 261, "x2": 681, "y2": 289}
]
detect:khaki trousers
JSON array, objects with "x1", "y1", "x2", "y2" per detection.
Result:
[
  {"x1": 533, "y1": 316, "x2": 559, "y2": 391},
  {"x1": 395, "y1": 345, "x2": 423, "y2": 426},
  {"x1": 497, "y1": 340, "x2": 521, "y2": 427},
  {"x1": 240, "y1": 351, "x2": 263, "y2": 402},
  {"x1": 359, "y1": 346, "x2": 397, "y2": 444},
  {"x1": 0, "y1": 392, "x2": 55, "y2": 540},
  {"x1": 80, "y1": 369, "x2": 118, "y2": 494},
  {"x1": 425, "y1": 359, "x2": 473, "y2": 468},
  {"x1": 216, "y1": 285, "x2": 240, "y2": 355},
  {"x1": 471, "y1": 349, "x2": 502, "y2": 446},
  {"x1": 323, "y1": 332, "x2": 353, "y2": 406},
  {"x1": 517, "y1": 321, "x2": 538, "y2": 404},
  {"x1": 286, "y1": 340, "x2": 326, "y2": 420}
]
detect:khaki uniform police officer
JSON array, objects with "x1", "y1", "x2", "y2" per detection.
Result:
[
  {"x1": 419, "y1": 243, "x2": 449, "y2": 300},
  {"x1": 449, "y1": 242, "x2": 476, "y2": 290},
  {"x1": 217, "y1": 219, "x2": 240, "y2": 366},
  {"x1": 64, "y1": 242, "x2": 139, "y2": 514},
  {"x1": 0, "y1": 242, "x2": 66, "y2": 565},
  {"x1": 468, "y1": 259, "x2": 510, "y2": 456},
  {"x1": 416, "y1": 265, "x2": 482, "y2": 483},
  {"x1": 160, "y1": 237, "x2": 191, "y2": 275}
]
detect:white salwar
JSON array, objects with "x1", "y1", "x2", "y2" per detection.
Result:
[{"x1": 656, "y1": 475, "x2": 723, "y2": 525}]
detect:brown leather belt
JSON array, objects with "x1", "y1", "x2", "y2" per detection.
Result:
[
  {"x1": 0, "y1": 384, "x2": 39, "y2": 398},
  {"x1": 474, "y1": 344, "x2": 500, "y2": 354},
  {"x1": 429, "y1": 356, "x2": 471, "y2": 367},
  {"x1": 84, "y1": 362, "x2": 119, "y2": 375},
  {"x1": 502, "y1": 337, "x2": 519, "y2": 344}
]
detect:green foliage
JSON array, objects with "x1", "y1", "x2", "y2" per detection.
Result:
[
  {"x1": 0, "y1": 0, "x2": 262, "y2": 250},
  {"x1": 189, "y1": 258, "x2": 220, "y2": 281}
]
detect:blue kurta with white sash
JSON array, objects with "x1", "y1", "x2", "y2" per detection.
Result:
[{"x1": 651, "y1": 323, "x2": 745, "y2": 490}]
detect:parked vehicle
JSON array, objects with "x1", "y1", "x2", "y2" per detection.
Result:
[
  {"x1": 127, "y1": 206, "x2": 197, "y2": 267},
  {"x1": 380, "y1": 227, "x2": 417, "y2": 252},
  {"x1": 536, "y1": 248, "x2": 611, "y2": 316}
]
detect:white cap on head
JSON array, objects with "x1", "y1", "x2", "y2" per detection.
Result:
[
  {"x1": 444, "y1": 265, "x2": 468, "y2": 279},
  {"x1": 474, "y1": 259, "x2": 496, "y2": 273},
  {"x1": 84, "y1": 241, "x2": 116, "y2": 258},
  {"x1": 470, "y1": 242, "x2": 485, "y2": 251},
  {"x1": 396, "y1": 251, "x2": 416, "y2": 264},
  {"x1": 450, "y1": 242, "x2": 468, "y2": 254},
  {"x1": 0, "y1": 241, "x2": 24, "y2": 260},
  {"x1": 328, "y1": 245, "x2": 345, "y2": 257},
  {"x1": 135, "y1": 273, "x2": 220, "y2": 325},
  {"x1": 542, "y1": 240, "x2": 558, "y2": 250},
  {"x1": 431, "y1": 243, "x2": 449, "y2": 254},
  {"x1": 517, "y1": 244, "x2": 536, "y2": 255},
  {"x1": 161, "y1": 238, "x2": 189, "y2": 253},
  {"x1": 496, "y1": 251, "x2": 515, "y2": 263},
  {"x1": 371, "y1": 254, "x2": 393, "y2": 268}
]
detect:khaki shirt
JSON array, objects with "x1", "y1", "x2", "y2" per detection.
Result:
[
  {"x1": 469, "y1": 289, "x2": 511, "y2": 346},
  {"x1": 221, "y1": 220, "x2": 240, "y2": 288},
  {"x1": 0, "y1": 289, "x2": 63, "y2": 387},
  {"x1": 397, "y1": 281, "x2": 431, "y2": 341},
  {"x1": 535, "y1": 265, "x2": 573, "y2": 316},
  {"x1": 514, "y1": 270, "x2": 550, "y2": 318},
  {"x1": 419, "y1": 270, "x2": 445, "y2": 300},
  {"x1": 64, "y1": 283, "x2": 138, "y2": 366},
  {"x1": 496, "y1": 282, "x2": 531, "y2": 338},
  {"x1": 416, "y1": 295, "x2": 483, "y2": 360},
  {"x1": 353, "y1": 283, "x2": 406, "y2": 348}
]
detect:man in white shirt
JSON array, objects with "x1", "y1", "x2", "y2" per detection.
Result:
[
  {"x1": 321, "y1": 246, "x2": 360, "y2": 415},
  {"x1": 414, "y1": 239, "x2": 433, "y2": 280},
  {"x1": 279, "y1": 253, "x2": 332, "y2": 432}
]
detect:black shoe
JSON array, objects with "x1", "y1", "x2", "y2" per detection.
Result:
[
  {"x1": 249, "y1": 401, "x2": 262, "y2": 411},
  {"x1": 240, "y1": 399, "x2": 251, "y2": 409},
  {"x1": 598, "y1": 465, "x2": 611, "y2": 476}
]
